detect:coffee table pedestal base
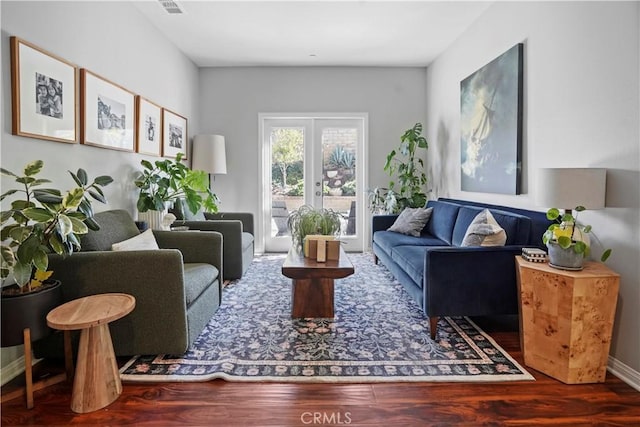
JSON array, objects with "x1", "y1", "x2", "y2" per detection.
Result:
[{"x1": 291, "y1": 278, "x2": 334, "y2": 318}]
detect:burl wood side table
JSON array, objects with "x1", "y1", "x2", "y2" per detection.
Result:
[
  {"x1": 515, "y1": 256, "x2": 619, "y2": 384},
  {"x1": 47, "y1": 293, "x2": 135, "y2": 413},
  {"x1": 282, "y1": 246, "x2": 354, "y2": 318}
]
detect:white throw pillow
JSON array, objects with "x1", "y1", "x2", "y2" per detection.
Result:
[
  {"x1": 111, "y1": 229, "x2": 159, "y2": 251},
  {"x1": 461, "y1": 209, "x2": 507, "y2": 247},
  {"x1": 387, "y1": 207, "x2": 433, "y2": 237}
]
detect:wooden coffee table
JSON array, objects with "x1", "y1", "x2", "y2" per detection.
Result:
[
  {"x1": 47, "y1": 293, "x2": 135, "y2": 413},
  {"x1": 282, "y1": 246, "x2": 354, "y2": 318}
]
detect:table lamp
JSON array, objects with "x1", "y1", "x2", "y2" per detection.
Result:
[{"x1": 535, "y1": 168, "x2": 606, "y2": 214}]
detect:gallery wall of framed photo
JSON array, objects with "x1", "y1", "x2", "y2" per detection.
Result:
[{"x1": 10, "y1": 35, "x2": 188, "y2": 159}]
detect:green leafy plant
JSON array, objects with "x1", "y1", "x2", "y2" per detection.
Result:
[
  {"x1": 341, "y1": 180, "x2": 356, "y2": 196},
  {"x1": 368, "y1": 123, "x2": 429, "y2": 213},
  {"x1": 328, "y1": 145, "x2": 355, "y2": 170},
  {"x1": 1, "y1": 160, "x2": 113, "y2": 293},
  {"x1": 287, "y1": 204, "x2": 342, "y2": 247},
  {"x1": 542, "y1": 206, "x2": 612, "y2": 262},
  {"x1": 135, "y1": 152, "x2": 219, "y2": 215}
]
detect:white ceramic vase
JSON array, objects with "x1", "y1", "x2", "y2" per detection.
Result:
[{"x1": 138, "y1": 208, "x2": 168, "y2": 230}]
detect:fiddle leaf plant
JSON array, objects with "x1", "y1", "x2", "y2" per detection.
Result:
[
  {"x1": 135, "y1": 152, "x2": 219, "y2": 214},
  {"x1": 1, "y1": 160, "x2": 113, "y2": 293}
]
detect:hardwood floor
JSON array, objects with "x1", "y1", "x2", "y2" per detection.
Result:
[{"x1": 2, "y1": 331, "x2": 639, "y2": 426}]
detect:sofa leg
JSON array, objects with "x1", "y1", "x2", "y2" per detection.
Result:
[
  {"x1": 429, "y1": 317, "x2": 439, "y2": 340},
  {"x1": 373, "y1": 254, "x2": 378, "y2": 265}
]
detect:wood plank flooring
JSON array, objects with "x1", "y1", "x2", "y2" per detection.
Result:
[{"x1": 2, "y1": 331, "x2": 639, "y2": 426}]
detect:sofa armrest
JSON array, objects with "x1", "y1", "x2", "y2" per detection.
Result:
[
  {"x1": 423, "y1": 246, "x2": 524, "y2": 317},
  {"x1": 204, "y1": 212, "x2": 254, "y2": 235},
  {"x1": 372, "y1": 214, "x2": 399, "y2": 234},
  {"x1": 47, "y1": 250, "x2": 190, "y2": 355},
  {"x1": 153, "y1": 230, "x2": 223, "y2": 274}
]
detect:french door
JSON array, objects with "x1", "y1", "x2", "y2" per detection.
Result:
[{"x1": 259, "y1": 114, "x2": 367, "y2": 253}]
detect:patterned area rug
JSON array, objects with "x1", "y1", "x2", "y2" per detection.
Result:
[{"x1": 120, "y1": 253, "x2": 533, "y2": 383}]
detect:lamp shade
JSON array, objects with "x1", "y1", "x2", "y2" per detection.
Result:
[
  {"x1": 535, "y1": 168, "x2": 606, "y2": 210},
  {"x1": 192, "y1": 134, "x2": 227, "y2": 174}
]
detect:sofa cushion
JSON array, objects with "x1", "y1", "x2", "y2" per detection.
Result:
[
  {"x1": 461, "y1": 209, "x2": 507, "y2": 247},
  {"x1": 489, "y1": 209, "x2": 531, "y2": 245},
  {"x1": 80, "y1": 209, "x2": 141, "y2": 251},
  {"x1": 439, "y1": 198, "x2": 548, "y2": 247},
  {"x1": 183, "y1": 263, "x2": 219, "y2": 306},
  {"x1": 374, "y1": 230, "x2": 447, "y2": 255},
  {"x1": 242, "y1": 232, "x2": 254, "y2": 251},
  {"x1": 171, "y1": 199, "x2": 207, "y2": 221},
  {"x1": 452, "y1": 206, "x2": 531, "y2": 246},
  {"x1": 111, "y1": 229, "x2": 160, "y2": 251},
  {"x1": 390, "y1": 245, "x2": 431, "y2": 289},
  {"x1": 388, "y1": 207, "x2": 433, "y2": 236},
  {"x1": 425, "y1": 201, "x2": 461, "y2": 245}
]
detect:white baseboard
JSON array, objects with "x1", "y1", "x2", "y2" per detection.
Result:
[
  {"x1": 608, "y1": 356, "x2": 640, "y2": 392},
  {"x1": 1, "y1": 355, "x2": 25, "y2": 386}
]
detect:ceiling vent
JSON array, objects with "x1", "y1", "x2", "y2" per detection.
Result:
[{"x1": 158, "y1": 0, "x2": 185, "y2": 15}]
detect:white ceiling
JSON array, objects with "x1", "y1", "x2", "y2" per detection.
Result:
[{"x1": 132, "y1": 1, "x2": 492, "y2": 67}]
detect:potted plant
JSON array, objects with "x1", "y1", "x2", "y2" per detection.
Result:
[
  {"x1": 542, "y1": 206, "x2": 612, "y2": 270},
  {"x1": 287, "y1": 204, "x2": 342, "y2": 248},
  {"x1": 1, "y1": 160, "x2": 113, "y2": 347},
  {"x1": 134, "y1": 152, "x2": 219, "y2": 229},
  {"x1": 368, "y1": 122, "x2": 429, "y2": 213}
]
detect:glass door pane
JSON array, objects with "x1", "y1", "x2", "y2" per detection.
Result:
[
  {"x1": 270, "y1": 127, "x2": 304, "y2": 239},
  {"x1": 320, "y1": 126, "x2": 357, "y2": 237}
]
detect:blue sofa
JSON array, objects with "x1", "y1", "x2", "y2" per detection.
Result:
[{"x1": 372, "y1": 198, "x2": 551, "y2": 339}]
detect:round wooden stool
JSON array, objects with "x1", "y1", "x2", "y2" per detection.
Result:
[{"x1": 47, "y1": 293, "x2": 135, "y2": 413}]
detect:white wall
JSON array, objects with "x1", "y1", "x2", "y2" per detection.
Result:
[
  {"x1": 198, "y1": 66, "x2": 426, "y2": 218},
  {"x1": 1, "y1": 1, "x2": 199, "y2": 375},
  {"x1": 425, "y1": 1, "x2": 640, "y2": 376}
]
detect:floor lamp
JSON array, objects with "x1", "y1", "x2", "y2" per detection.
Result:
[{"x1": 192, "y1": 134, "x2": 227, "y2": 186}]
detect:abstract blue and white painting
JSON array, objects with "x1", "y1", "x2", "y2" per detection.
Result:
[{"x1": 460, "y1": 44, "x2": 523, "y2": 194}]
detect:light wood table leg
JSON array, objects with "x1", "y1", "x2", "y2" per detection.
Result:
[
  {"x1": 71, "y1": 324, "x2": 121, "y2": 413},
  {"x1": 23, "y1": 329, "x2": 34, "y2": 409},
  {"x1": 1, "y1": 328, "x2": 68, "y2": 409}
]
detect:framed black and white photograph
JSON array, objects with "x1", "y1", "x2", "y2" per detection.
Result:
[
  {"x1": 136, "y1": 96, "x2": 162, "y2": 156},
  {"x1": 162, "y1": 108, "x2": 188, "y2": 159},
  {"x1": 11, "y1": 37, "x2": 77, "y2": 143},
  {"x1": 81, "y1": 69, "x2": 135, "y2": 152}
]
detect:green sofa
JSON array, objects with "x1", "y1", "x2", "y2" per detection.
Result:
[{"x1": 36, "y1": 209, "x2": 223, "y2": 357}]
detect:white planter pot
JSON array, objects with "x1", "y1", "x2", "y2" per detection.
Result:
[{"x1": 138, "y1": 208, "x2": 168, "y2": 230}]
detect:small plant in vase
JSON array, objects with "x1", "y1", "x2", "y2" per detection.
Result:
[
  {"x1": 542, "y1": 206, "x2": 612, "y2": 270},
  {"x1": 287, "y1": 205, "x2": 342, "y2": 248},
  {"x1": 134, "y1": 152, "x2": 219, "y2": 229}
]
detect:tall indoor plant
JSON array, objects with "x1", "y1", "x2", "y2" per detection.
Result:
[
  {"x1": 134, "y1": 152, "x2": 219, "y2": 228},
  {"x1": 1, "y1": 160, "x2": 113, "y2": 346},
  {"x1": 368, "y1": 122, "x2": 429, "y2": 213}
]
